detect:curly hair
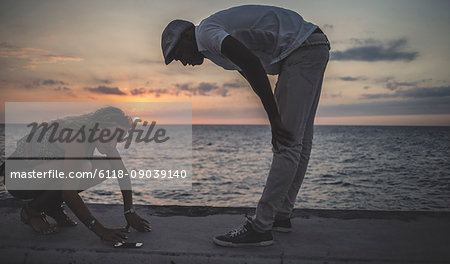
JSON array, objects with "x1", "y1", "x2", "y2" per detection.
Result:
[{"x1": 52, "y1": 106, "x2": 132, "y2": 131}]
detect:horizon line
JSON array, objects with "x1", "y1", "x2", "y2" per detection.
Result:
[{"x1": 1, "y1": 123, "x2": 449, "y2": 127}]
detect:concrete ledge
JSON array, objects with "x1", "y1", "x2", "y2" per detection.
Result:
[{"x1": 0, "y1": 199, "x2": 449, "y2": 264}]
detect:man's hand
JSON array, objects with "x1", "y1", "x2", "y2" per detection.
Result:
[
  {"x1": 125, "y1": 213, "x2": 151, "y2": 232},
  {"x1": 222, "y1": 36, "x2": 294, "y2": 150},
  {"x1": 271, "y1": 117, "x2": 295, "y2": 151}
]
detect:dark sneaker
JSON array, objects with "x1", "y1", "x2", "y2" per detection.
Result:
[
  {"x1": 272, "y1": 218, "x2": 292, "y2": 233},
  {"x1": 213, "y1": 217, "x2": 273, "y2": 247}
]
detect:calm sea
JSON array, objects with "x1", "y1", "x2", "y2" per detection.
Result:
[{"x1": 1, "y1": 125, "x2": 449, "y2": 211}]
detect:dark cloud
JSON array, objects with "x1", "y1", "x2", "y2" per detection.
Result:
[
  {"x1": 361, "y1": 93, "x2": 396, "y2": 100},
  {"x1": 362, "y1": 86, "x2": 450, "y2": 100},
  {"x1": 84, "y1": 85, "x2": 127, "y2": 95},
  {"x1": 19, "y1": 78, "x2": 70, "y2": 89},
  {"x1": 23, "y1": 80, "x2": 41, "y2": 89},
  {"x1": 130, "y1": 87, "x2": 146, "y2": 96},
  {"x1": 174, "y1": 83, "x2": 191, "y2": 95},
  {"x1": 42, "y1": 79, "x2": 66, "y2": 85},
  {"x1": 339, "y1": 76, "x2": 367, "y2": 82},
  {"x1": 173, "y1": 82, "x2": 230, "y2": 97},
  {"x1": 223, "y1": 79, "x2": 247, "y2": 88},
  {"x1": 148, "y1": 88, "x2": 169, "y2": 98},
  {"x1": 399, "y1": 86, "x2": 450, "y2": 98},
  {"x1": 374, "y1": 76, "x2": 394, "y2": 83},
  {"x1": 348, "y1": 38, "x2": 381, "y2": 46},
  {"x1": 322, "y1": 92, "x2": 342, "y2": 99},
  {"x1": 53, "y1": 86, "x2": 76, "y2": 97},
  {"x1": 374, "y1": 77, "x2": 433, "y2": 91},
  {"x1": 54, "y1": 86, "x2": 71, "y2": 91},
  {"x1": 386, "y1": 81, "x2": 418, "y2": 91},
  {"x1": 197, "y1": 82, "x2": 219, "y2": 95},
  {"x1": 330, "y1": 38, "x2": 418, "y2": 62},
  {"x1": 215, "y1": 87, "x2": 229, "y2": 97},
  {"x1": 385, "y1": 79, "x2": 432, "y2": 91},
  {"x1": 128, "y1": 80, "x2": 247, "y2": 98},
  {"x1": 223, "y1": 82, "x2": 241, "y2": 88}
]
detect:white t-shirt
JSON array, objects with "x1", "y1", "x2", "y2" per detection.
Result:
[{"x1": 195, "y1": 5, "x2": 317, "y2": 75}]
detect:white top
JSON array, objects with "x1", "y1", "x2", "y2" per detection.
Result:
[{"x1": 195, "y1": 5, "x2": 317, "y2": 75}]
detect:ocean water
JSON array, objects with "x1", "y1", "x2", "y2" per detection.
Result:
[{"x1": 1, "y1": 125, "x2": 449, "y2": 211}]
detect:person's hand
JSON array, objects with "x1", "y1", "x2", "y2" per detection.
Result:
[
  {"x1": 270, "y1": 117, "x2": 295, "y2": 151},
  {"x1": 125, "y1": 213, "x2": 151, "y2": 232},
  {"x1": 99, "y1": 227, "x2": 129, "y2": 243}
]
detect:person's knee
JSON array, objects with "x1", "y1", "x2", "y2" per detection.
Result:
[{"x1": 273, "y1": 143, "x2": 302, "y2": 165}]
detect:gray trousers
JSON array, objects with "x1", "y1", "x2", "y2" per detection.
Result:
[{"x1": 252, "y1": 33, "x2": 330, "y2": 232}]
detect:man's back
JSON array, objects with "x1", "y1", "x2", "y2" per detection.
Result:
[{"x1": 195, "y1": 5, "x2": 318, "y2": 74}]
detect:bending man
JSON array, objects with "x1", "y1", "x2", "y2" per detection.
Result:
[{"x1": 161, "y1": 4, "x2": 330, "y2": 247}]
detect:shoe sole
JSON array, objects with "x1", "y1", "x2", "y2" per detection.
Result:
[
  {"x1": 213, "y1": 237, "x2": 273, "y2": 247},
  {"x1": 271, "y1": 226, "x2": 292, "y2": 233}
]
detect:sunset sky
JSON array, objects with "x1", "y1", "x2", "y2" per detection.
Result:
[{"x1": 1, "y1": 0, "x2": 449, "y2": 125}]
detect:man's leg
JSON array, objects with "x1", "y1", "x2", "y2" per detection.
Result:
[
  {"x1": 275, "y1": 62, "x2": 327, "y2": 221},
  {"x1": 252, "y1": 45, "x2": 329, "y2": 232}
]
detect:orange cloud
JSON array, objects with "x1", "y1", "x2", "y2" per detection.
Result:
[{"x1": 0, "y1": 42, "x2": 84, "y2": 70}]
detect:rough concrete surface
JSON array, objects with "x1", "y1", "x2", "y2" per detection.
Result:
[{"x1": 0, "y1": 199, "x2": 449, "y2": 264}]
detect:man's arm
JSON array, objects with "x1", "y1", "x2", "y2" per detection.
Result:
[
  {"x1": 222, "y1": 36, "x2": 278, "y2": 121},
  {"x1": 221, "y1": 35, "x2": 293, "y2": 146}
]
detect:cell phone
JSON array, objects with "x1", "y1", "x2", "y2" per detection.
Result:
[{"x1": 114, "y1": 242, "x2": 143, "y2": 248}]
